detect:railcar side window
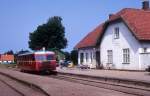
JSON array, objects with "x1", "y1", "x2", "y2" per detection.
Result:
[
  {"x1": 47, "y1": 55, "x2": 54, "y2": 60},
  {"x1": 35, "y1": 55, "x2": 46, "y2": 61},
  {"x1": 35, "y1": 54, "x2": 55, "y2": 61}
]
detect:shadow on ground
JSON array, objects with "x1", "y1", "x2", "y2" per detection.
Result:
[{"x1": 21, "y1": 70, "x2": 58, "y2": 76}]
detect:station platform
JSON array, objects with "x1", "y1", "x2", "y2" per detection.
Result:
[
  {"x1": 0, "y1": 67, "x2": 150, "y2": 96},
  {"x1": 57, "y1": 67, "x2": 150, "y2": 84}
]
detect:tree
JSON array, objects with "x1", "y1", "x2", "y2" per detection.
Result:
[
  {"x1": 28, "y1": 16, "x2": 67, "y2": 50},
  {"x1": 16, "y1": 49, "x2": 30, "y2": 55},
  {"x1": 4, "y1": 50, "x2": 14, "y2": 55},
  {"x1": 70, "y1": 50, "x2": 78, "y2": 65},
  {"x1": 64, "y1": 51, "x2": 70, "y2": 61}
]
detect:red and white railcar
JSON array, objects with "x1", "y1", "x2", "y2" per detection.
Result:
[{"x1": 17, "y1": 51, "x2": 56, "y2": 72}]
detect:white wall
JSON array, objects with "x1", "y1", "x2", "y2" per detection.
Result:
[
  {"x1": 100, "y1": 21, "x2": 142, "y2": 70},
  {"x1": 78, "y1": 48, "x2": 96, "y2": 68},
  {"x1": 77, "y1": 21, "x2": 150, "y2": 70},
  {"x1": 139, "y1": 43, "x2": 150, "y2": 70}
]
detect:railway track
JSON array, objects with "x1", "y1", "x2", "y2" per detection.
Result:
[
  {"x1": 6, "y1": 68, "x2": 150, "y2": 96},
  {"x1": 50, "y1": 74, "x2": 150, "y2": 96},
  {"x1": 0, "y1": 79, "x2": 23, "y2": 96},
  {"x1": 0, "y1": 73, "x2": 48, "y2": 96}
]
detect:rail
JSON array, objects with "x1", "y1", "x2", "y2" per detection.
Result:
[{"x1": 50, "y1": 73, "x2": 150, "y2": 96}]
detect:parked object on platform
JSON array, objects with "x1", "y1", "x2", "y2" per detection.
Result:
[
  {"x1": 78, "y1": 64, "x2": 90, "y2": 69},
  {"x1": 59, "y1": 60, "x2": 72, "y2": 68},
  {"x1": 68, "y1": 61, "x2": 74, "y2": 68}
]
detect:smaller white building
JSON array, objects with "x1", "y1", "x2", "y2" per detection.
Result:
[
  {"x1": 78, "y1": 48, "x2": 96, "y2": 68},
  {"x1": 0, "y1": 54, "x2": 14, "y2": 64},
  {"x1": 75, "y1": 24, "x2": 103, "y2": 68}
]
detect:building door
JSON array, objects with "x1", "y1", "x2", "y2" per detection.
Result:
[
  {"x1": 96, "y1": 51, "x2": 101, "y2": 69},
  {"x1": 107, "y1": 50, "x2": 113, "y2": 69},
  {"x1": 80, "y1": 53, "x2": 84, "y2": 64}
]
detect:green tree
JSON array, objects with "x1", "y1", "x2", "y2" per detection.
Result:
[
  {"x1": 16, "y1": 49, "x2": 30, "y2": 55},
  {"x1": 64, "y1": 51, "x2": 70, "y2": 61},
  {"x1": 28, "y1": 16, "x2": 67, "y2": 50},
  {"x1": 71, "y1": 50, "x2": 78, "y2": 65},
  {"x1": 4, "y1": 50, "x2": 14, "y2": 55}
]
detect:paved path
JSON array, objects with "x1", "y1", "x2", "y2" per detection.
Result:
[{"x1": 57, "y1": 67, "x2": 150, "y2": 83}]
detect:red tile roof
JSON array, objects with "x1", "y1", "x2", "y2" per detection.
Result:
[
  {"x1": 110, "y1": 8, "x2": 150, "y2": 41},
  {"x1": 0, "y1": 55, "x2": 14, "y2": 61},
  {"x1": 74, "y1": 23, "x2": 104, "y2": 49},
  {"x1": 75, "y1": 8, "x2": 150, "y2": 49}
]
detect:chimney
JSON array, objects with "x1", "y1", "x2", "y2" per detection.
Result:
[
  {"x1": 142, "y1": 0, "x2": 149, "y2": 10},
  {"x1": 109, "y1": 14, "x2": 114, "y2": 19}
]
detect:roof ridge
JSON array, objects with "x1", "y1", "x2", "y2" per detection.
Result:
[
  {"x1": 75, "y1": 6, "x2": 150, "y2": 49},
  {"x1": 117, "y1": 8, "x2": 150, "y2": 15}
]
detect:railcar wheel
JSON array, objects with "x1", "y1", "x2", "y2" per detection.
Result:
[
  {"x1": 49, "y1": 70, "x2": 57, "y2": 75},
  {"x1": 20, "y1": 69, "x2": 25, "y2": 72}
]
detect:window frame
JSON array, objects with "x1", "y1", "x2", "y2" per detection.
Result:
[
  {"x1": 85, "y1": 53, "x2": 89, "y2": 63},
  {"x1": 80, "y1": 53, "x2": 84, "y2": 64},
  {"x1": 90, "y1": 52, "x2": 93, "y2": 63},
  {"x1": 114, "y1": 27, "x2": 119, "y2": 39},
  {"x1": 122, "y1": 48, "x2": 130, "y2": 64},
  {"x1": 143, "y1": 48, "x2": 147, "y2": 53},
  {"x1": 107, "y1": 50, "x2": 113, "y2": 64}
]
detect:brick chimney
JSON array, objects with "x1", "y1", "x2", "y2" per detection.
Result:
[
  {"x1": 142, "y1": 0, "x2": 149, "y2": 10},
  {"x1": 109, "y1": 14, "x2": 114, "y2": 19}
]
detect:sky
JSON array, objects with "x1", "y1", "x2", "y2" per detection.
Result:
[{"x1": 0, "y1": 0, "x2": 142, "y2": 53}]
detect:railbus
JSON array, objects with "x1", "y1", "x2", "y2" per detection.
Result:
[{"x1": 17, "y1": 51, "x2": 57, "y2": 72}]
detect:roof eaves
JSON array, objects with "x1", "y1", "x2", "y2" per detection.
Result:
[{"x1": 74, "y1": 46, "x2": 95, "y2": 50}]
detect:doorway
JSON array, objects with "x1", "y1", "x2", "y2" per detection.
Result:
[{"x1": 96, "y1": 51, "x2": 101, "y2": 69}]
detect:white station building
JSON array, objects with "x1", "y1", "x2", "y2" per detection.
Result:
[{"x1": 75, "y1": 1, "x2": 150, "y2": 70}]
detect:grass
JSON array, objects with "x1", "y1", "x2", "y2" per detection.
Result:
[{"x1": 0, "y1": 63, "x2": 17, "y2": 68}]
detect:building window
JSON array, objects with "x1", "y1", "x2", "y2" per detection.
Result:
[
  {"x1": 123, "y1": 48, "x2": 130, "y2": 64},
  {"x1": 143, "y1": 48, "x2": 147, "y2": 53},
  {"x1": 107, "y1": 50, "x2": 113, "y2": 64},
  {"x1": 90, "y1": 52, "x2": 93, "y2": 63},
  {"x1": 80, "y1": 53, "x2": 84, "y2": 64},
  {"x1": 86, "y1": 53, "x2": 89, "y2": 63},
  {"x1": 114, "y1": 27, "x2": 119, "y2": 39}
]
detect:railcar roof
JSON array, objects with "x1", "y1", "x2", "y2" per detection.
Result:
[
  {"x1": 18, "y1": 51, "x2": 55, "y2": 56},
  {"x1": 34, "y1": 51, "x2": 55, "y2": 55}
]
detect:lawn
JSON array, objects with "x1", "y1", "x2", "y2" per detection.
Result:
[{"x1": 0, "y1": 63, "x2": 17, "y2": 68}]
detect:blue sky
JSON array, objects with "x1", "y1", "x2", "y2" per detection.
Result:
[{"x1": 0, "y1": 0, "x2": 141, "y2": 53}]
